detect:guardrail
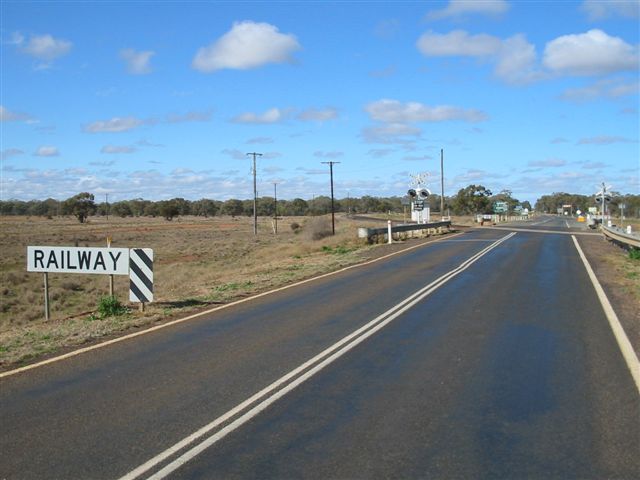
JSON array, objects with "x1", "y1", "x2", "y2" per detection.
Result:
[
  {"x1": 602, "y1": 225, "x2": 640, "y2": 249},
  {"x1": 358, "y1": 221, "x2": 452, "y2": 243}
]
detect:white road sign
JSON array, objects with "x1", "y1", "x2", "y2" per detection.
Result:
[{"x1": 27, "y1": 246, "x2": 130, "y2": 275}]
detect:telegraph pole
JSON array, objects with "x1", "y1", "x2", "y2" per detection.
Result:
[
  {"x1": 246, "y1": 152, "x2": 262, "y2": 235},
  {"x1": 273, "y1": 182, "x2": 278, "y2": 235},
  {"x1": 321, "y1": 161, "x2": 340, "y2": 235},
  {"x1": 440, "y1": 149, "x2": 445, "y2": 217}
]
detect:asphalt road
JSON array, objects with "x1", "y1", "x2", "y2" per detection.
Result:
[{"x1": 1, "y1": 216, "x2": 638, "y2": 479}]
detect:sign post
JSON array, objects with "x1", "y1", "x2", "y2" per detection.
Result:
[
  {"x1": 44, "y1": 272, "x2": 50, "y2": 321},
  {"x1": 107, "y1": 236, "x2": 114, "y2": 297}
]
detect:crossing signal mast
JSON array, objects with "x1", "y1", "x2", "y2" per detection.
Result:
[
  {"x1": 408, "y1": 173, "x2": 431, "y2": 224},
  {"x1": 594, "y1": 182, "x2": 612, "y2": 220}
]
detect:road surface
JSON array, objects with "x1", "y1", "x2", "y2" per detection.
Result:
[{"x1": 1, "y1": 216, "x2": 638, "y2": 479}]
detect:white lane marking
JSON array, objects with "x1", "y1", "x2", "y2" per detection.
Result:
[
  {"x1": 0, "y1": 231, "x2": 466, "y2": 379},
  {"x1": 572, "y1": 236, "x2": 640, "y2": 394},
  {"x1": 120, "y1": 232, "x2": 516, "y2": 480},
  {"x1": 483, "y1": 226, "x2": 597, "y2": 236},
  {"x1": 565, "y1": 220, "x2": 570, "y2": 228},
  {"x1": 439, "y1": 239, "x2": 503, "y2": 242}
]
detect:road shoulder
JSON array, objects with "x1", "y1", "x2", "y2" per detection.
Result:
[{"x1": 577, "y1": 235, "x2": 639, "y2": 358}]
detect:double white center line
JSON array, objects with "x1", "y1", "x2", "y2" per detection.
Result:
[{"x1": 120, "y1": 232, "x2": 516, "y2": 480}]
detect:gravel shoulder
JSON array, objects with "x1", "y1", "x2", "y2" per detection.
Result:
[{"x1": 577, "y1": 234, "x2": 639, "y2": 358}]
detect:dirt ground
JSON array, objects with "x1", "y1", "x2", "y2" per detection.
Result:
[{"x1": 1, "y1": 214, "x2": 637, "y2": 370}]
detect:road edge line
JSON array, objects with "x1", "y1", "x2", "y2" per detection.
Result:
[
  {"x1": 572, "y1": 235, "x2": 640, "y2": 394},
  {"x1": 1, "y1": 231, "x2": 466, "y2": 379}
]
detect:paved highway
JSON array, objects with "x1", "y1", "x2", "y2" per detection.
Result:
[{"x1": 1, "y1": 216, "x2": 638, "y2": 479}]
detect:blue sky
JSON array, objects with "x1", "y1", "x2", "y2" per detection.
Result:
[{"x1": 1, "y1": 0, "x2": 638, "y2": 204}]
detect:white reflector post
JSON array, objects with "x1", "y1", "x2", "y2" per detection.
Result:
[{"x1": 129, "y1": 248, "x2": 153, "y2": 303}]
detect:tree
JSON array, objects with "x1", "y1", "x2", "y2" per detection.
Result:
[
  {"x1": 221, "y1": 199, "x2": 244, "y2": 217},
  {"x1": 192, "y1": 199, "x2": 219, "y2": 217},
  {"x1": 111, "y1": 201, "x2": 133, "y2": 217},
  {"x1": 288, "y1": 198, "x2": 309, "y2": 216},
  {"x1": 64, "y1": 192, "x2": 97, "y2": 223},
  {"x1": 157, "y1": 200, "x2": 179, "y2": 221},
  {"x1": 452, "y1": 185, "x2": 493, "y2": 214}
]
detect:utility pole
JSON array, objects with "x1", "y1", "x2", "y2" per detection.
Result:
[
  {"x1": 105, "y1": 193, "x2": 109, "y2": 221},
  {"x1": 273, "y1": 182, "x2": 278, "y2": 235},
  {"x1": 246, "y1": 152, "x2": 262, "y2": 235},
  {"x1": 321, "y1": 161, "x2": 340, "y2": 235},
  {"x1": 440, "y1": 149, "x2": 445, "y2": 218}
]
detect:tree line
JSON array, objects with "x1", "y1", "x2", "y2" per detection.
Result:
[
  {"x1": 534, "y1": 192, "x2": 640, "y2": 217},
  {"x1": 0, "y1": 193, "x2": 415, "y2": 222},
  {"x1": 1, "y1": 187, "x2": 637, "y2": 223}
]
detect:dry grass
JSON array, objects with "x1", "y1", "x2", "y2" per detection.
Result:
[{"x1": 0, "y1": 214, "x2": 393, "y2": 367}]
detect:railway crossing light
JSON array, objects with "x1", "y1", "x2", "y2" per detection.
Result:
[
  {"x1": 418, "y1": 188, "x2": 430, "y2": 198},
  {"x1": 407, "y1": 189, "x2": 417, "y2": 198}
]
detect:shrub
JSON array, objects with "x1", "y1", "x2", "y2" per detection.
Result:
[
  {"x1": 290, "y1": 222, "x2": 300, "y2": 232},
  {"x1": 629, "y1": 248, "x2": 640, "y2": 261},
  {"x1": 97, "y1": 295, "x2": 127, "y2": 318},
  {"x1": 305, "y1": 217, "x2": 333, "y2": 241}
]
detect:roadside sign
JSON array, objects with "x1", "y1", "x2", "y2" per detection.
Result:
[
  {"x1": 494, "y1": 201, "x2": 508, "y2": 213},
  {"x1": 27, "y1": 245, "x2": 154, "y2": 319},
  {"x1": 27, "y1": 246, "x2": 129, "y2": 275},
  {"x1": 129, "y1": 248, "x2": 154, "y2": 303},
  {"x1": 413, "y1": 200, "x2": 425, "y2": 211}
]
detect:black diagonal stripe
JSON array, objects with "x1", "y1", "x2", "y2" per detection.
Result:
[
  {"x1": 130, "y1": 280, "x2": 149, "y2": 303},
  {"x1": 134, "y1": 249, "x2": 153, "y2": 272},
  {"x1": 130, "y1": 261, "x2": 153, "y2": 292}
]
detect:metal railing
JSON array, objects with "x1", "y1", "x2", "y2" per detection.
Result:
[{"x1": 602, "y1": 225, "x2": 640, "y2": 249}]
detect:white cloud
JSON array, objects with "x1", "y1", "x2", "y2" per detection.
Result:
[
  {"x1": 543, "y1": 29, "x2": 639, "y2": 76},
  {"x1": 527, "y1": 158, "x2": 567, "y2": 167},
  {"x1": 120, "y1": 48, "x2": 155, "y2": 75},
  {"x1": 0, "y1": 105, "x2": 33, "y2": 122},
  {"x1": 313, "y1": 151, "x2": 344, "y2": 159},
  {"x1": 367, "y1": 149, "x2": 395, "y2": 158},
  {"x1": 297, "y1": 107, "x2": 339, "y2": 122},
  {"x1": 1, "y1": 148, "x2": 25, "y2": 160},
  {"x1": 232, "y1": 108, "x2": 286, "y2": 124},
  {"x1": 18, "y1": 33, "x2": 72, "y2": 61},
  {"x1": 192, "y1": 21, "x2": 301, "y2": 72},
  {"x1": 34, "y1": 146, "x2": 60, "y2": 157},
  {"x1": 246, "y1": 137, "x2": 274, "y2": 144},
  {"x1": 581, "y1": 161, "x2": 608, "y2": 169},
  {"x1": 403, "y1": 154, "x2": 434, "y2": 162},
  {"x1": 577, "y1": 135, "x2": 635, "y2": 145},
  {"x1": 221, "y1": 149, "x2": 247, "y2": 160},
  {"x1": 365, "y1": 99, "x2": 487, "y2": 123},
  {"x1": 361, "y1": 123, "x2": 422, "y2": 144},
  {"x1": 417, "y1": 30, "x2": 502, "y2": 57},
  {"x1": 166, "y1": 111, "x2": 212, "y2": 123},
  {"x1": 416, "y1": 30, "x2": 540, "y2": 84},
  {"x1": 560, "y1": 78, "x2": 639, "y2": 102},
  {"x1": 494, "y1": 34, "x2": 542, "y2": 84},
  {"x1": 84, "y1": 116, "x2": 146, "y2": 133},
  {"x1": 101, "y1": 145, "x2": 137, "y2": 154},
  {"x1": 427, "y1": 0, "x2": 510, "y2": 20},
  {"x1": 581, "y1": 0, "x2": 639, "y2": 21}
]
